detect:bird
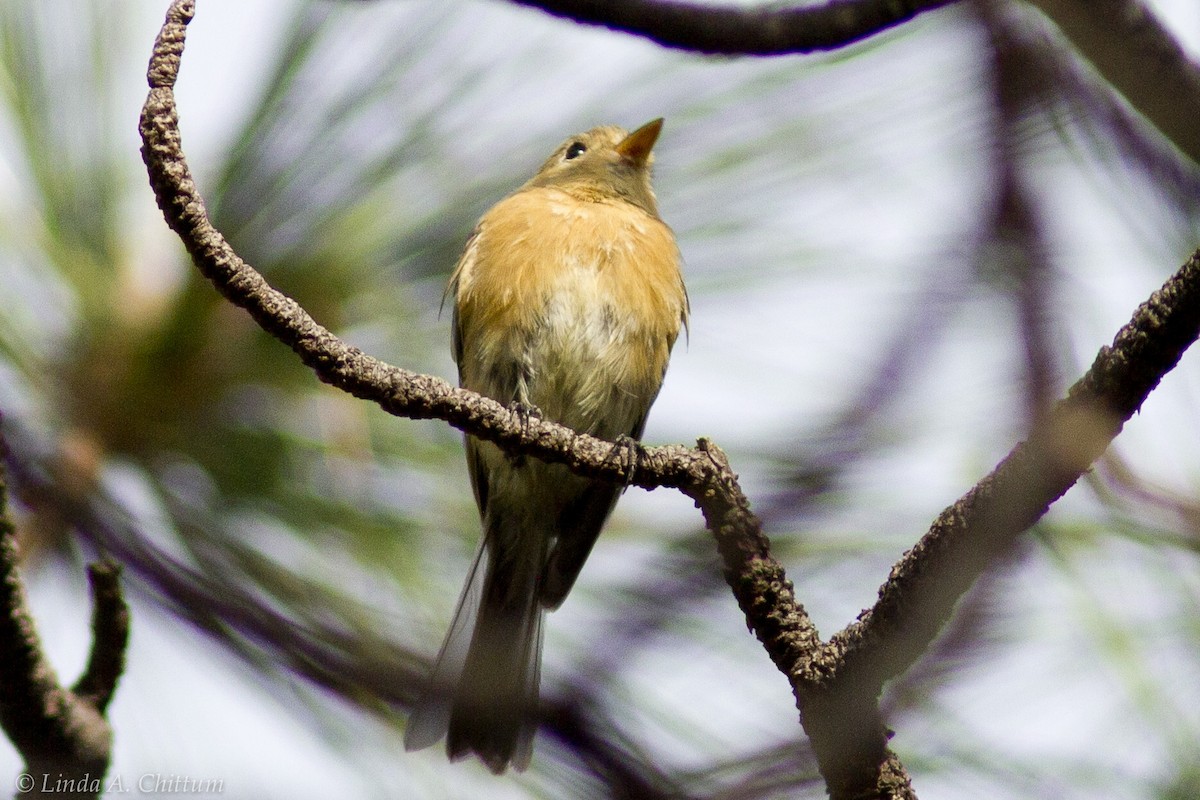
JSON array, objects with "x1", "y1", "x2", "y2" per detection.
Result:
[{"x1": 403, "y1": 118, "x2": 689, "y2": 774}]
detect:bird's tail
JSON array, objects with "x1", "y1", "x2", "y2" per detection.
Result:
[{"x1": 404, "y1": 535, "x2": 545, "y2": 774}]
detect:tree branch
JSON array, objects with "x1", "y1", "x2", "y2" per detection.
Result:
[
  {"x1": 0, "y1": 426, "x2": 129, "y2": 798},
  {"x1": 72, "y1": 562, "x2": 129, "y2": 714},
  {"x1": 505, "y1": 0, "x2": 956, "y2": 55},
  {"x1": 829, "y1": 252, "x2": 1200, "y2": 689},
  {"x1": 139, "y1": 0, "x2": 855, "y2": 789},
  {"x1": 138, "y1": 1, "x2": 1200, "y2": 798},
  {"x1": 140, "y1": 0, "x2": 821, "y2": 656}
]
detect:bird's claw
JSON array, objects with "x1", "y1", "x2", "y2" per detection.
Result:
[
  {"x1": 507, "y1": 401, "x2": 542, "y2": 466},
  {"x1": 605, "y1": 434, "x2": 642, "y2": 491}
]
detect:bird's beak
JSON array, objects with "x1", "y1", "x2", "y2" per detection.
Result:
[{"x1": 615, "y1": 118, "x2": 664, "y2": 166}]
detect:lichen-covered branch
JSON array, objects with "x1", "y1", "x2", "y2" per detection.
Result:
[
  {"x1": 139, "y1": 0, "x2": 849, "y2": 790},
  {"x1": 72, "y1": 562, "x2": 130, "y2": 713},
  {"x1": 138, "y1": 2, "x2": 1200, "y2": 798},
  {"x1": 831, "y1": 184, "x2": 1200, "y2": 721}
]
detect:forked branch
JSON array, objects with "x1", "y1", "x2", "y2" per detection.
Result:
[{"x1": 0, "y1": 428, "x2": 129, "y2": 798}]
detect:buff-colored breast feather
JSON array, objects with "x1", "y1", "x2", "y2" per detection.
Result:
[{"x1": 452, "y1": 186, "x2": 687, "y2": 434}]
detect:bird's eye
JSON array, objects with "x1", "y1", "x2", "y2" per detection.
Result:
[{"x1": 564, "y1": 141, "x2": 587, "y2": 160}]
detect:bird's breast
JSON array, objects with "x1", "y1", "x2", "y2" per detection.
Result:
[{"x1": 453, "y1": 187, "x2": 685, "y2": 435}]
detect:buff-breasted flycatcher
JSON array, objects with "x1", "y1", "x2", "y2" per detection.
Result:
[{"x1": 403, "y1": 119, "x2": 688, "y2": 774}]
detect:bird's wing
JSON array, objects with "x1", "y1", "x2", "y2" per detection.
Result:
[
  {"x1": 538, "y1": 409, "x2": 649, "y2": 610},
  {"x1": 446, "y1": 224, "x2": 484, "y2": 377}
]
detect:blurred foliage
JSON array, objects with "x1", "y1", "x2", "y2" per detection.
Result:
[{"x1": 1, "y1": 0, "x2": 1200, "y2": 798}]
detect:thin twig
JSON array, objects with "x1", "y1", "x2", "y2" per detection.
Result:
[{"x1": 72, "y1": 562, "x2": 129, "y2": 713}]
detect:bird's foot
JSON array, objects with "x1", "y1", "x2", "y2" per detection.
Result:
[
  {"x1": 604, "y1": 434, "x2": 643, "y2": 491},
  {"x1": 506, "y1": 401, "x2": 542, "y2": 467}
]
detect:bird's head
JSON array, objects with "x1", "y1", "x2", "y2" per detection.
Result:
[{"x1": 525, "y1": 118, "x2": 664, "y2": 216}]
